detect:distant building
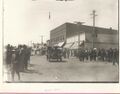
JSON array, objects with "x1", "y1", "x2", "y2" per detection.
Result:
[
  {"x1": 31, "y1": 42, "x2": 47, "y2": 55},
  {"x1": 50, "y1": 22, "x2": 118, "y2": 49}
]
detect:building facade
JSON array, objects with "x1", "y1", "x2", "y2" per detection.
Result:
[
  {"x1": 50, "y1": 23, "x2": 118, "y2": 49},
  {"x1": 50, "y1": 23, "x2": 66, "y2": 46}
]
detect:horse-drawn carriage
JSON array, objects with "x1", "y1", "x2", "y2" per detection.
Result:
[{"x1": 46, "y1": 46, "x2": 62, "y2": 62}]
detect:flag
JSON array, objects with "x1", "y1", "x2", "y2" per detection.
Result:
[{"x1": 49, "y1": 12, "x2": 51, "y2": 19}]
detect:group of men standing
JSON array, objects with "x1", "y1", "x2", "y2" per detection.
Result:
[
  {"x1": 78, "y1": 48, "x2": 119, "y2": 65},
  {"x1": 5, "y1": 44, "x2": 31, "y2": 81}
]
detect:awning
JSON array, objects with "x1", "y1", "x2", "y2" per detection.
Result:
[
  {"x1": 53, "y1": 42, "x2": 65, "y2": 47},
  {"x1": 58, "y1": 42, "x2": 65, "y2": 47},
  {"x1": 71, "y1": 42, "x2": 78, "y2": 49},
  {"x1": 70, "y1": 41, "x2": 85, "y2": 49},
  {"x1": 57, "y1": 42, "x2": 65, "y2": 47},
  {"x1": 64, "y1": 42, "x2": 74, "y2": 48}
]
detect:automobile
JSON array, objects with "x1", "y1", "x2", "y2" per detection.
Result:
[{"x1": 46, "y1": 46, "x2": 62, "y2": 62}]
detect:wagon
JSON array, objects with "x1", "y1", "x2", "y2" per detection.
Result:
[{"x1": 46, "y1": 46, "x2": 62, "y2": 62}]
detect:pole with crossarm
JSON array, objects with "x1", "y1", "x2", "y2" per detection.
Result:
[{"x1": 90, "y1": 10, "x2": 97, "y2": 48}]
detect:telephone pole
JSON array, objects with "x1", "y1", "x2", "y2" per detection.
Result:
[{"x1": 90, "y1": 10, "x2": 97, "y2": 48}]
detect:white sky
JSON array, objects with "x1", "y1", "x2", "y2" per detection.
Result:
[{"x1": 4, "y1": 0, "x2": 118, "y2": 46}]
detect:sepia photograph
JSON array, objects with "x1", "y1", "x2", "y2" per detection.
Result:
[{"x1": 3, "y1": 0, "x2": 119, "y2": 83}]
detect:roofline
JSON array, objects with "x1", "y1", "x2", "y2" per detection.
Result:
[
  {"x1": 50, "y1": 23, "x2": 67, "y2": 32},
  {"x1": 65, "y1": 22, "x2": 117, "y2": 31},
  {"x1": 50, "y1": 22, "x2": 118, "y2": 32}
]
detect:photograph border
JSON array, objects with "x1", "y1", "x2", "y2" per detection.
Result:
[{"x1": 0, "y1": 0, "x2": 120, "y2": 93}]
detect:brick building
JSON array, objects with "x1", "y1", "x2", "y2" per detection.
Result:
[{"x1": 50, "y1": 22, "x2": 118, "y2": 49}]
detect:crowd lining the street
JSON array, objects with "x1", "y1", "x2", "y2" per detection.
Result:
[
  {"x1": 5, "y1": 44, "x2": 31, "y2": 81},
  {"x1": 5, "y1": 44, "x2": 119, "y2": 81},
  {"x1": 63, "y1": 48, "x2": 119, "y2": 65}
]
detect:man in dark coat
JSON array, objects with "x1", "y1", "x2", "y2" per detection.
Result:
[
  {"x1": 113, "y1": 49, "x2": 119, "y2": 65},
  {"x1": 93, "y1": 48, "x2": 97, "y2": 61},
  {"x1": 108, "y1": 48, "x2": 113, "y2": 62},
  {"x1": 6, "y1": 44, "x2": 12, "y2": 65},
  {"x1": 11, "y1": 49, "x2": 20, "y2": 81},
  {"x1": 97, "y1": 48, "x2": 101, "y2": 61},
  {"x1": 101, "y1": 49, "x2": 106, "y2": 61},
  {"x1": 25, "y1": 47, "x2": 31, "y2": 69},
  {"x1": 22, "y1": 45, "x2": 30, "y2": 70},
  {"x1": 17, "y1": 45, "x2": 25, "y2": 72},
  {"x1": 79, "y1": 49, "x2": 85, "y2": 62},
  {"x1": 84, "y1": 49, "x2": 89, "y2": 61},
  {"x1": 89, "y1": 49, "x2": 93, "y2": 61}
]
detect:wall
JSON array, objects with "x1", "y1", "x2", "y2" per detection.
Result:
[
  {"x1": 66, "y1": 32, "x2": 85, "y2": 43},
  {"x1": 50, "y1": 23, "x2": 66, "y2": 45},
  {"x1": 50, "y1": 22, "x2": 118, "y2": 49},
  {"x1": 85, "y1": 43, "x2": 118, "y2": 49},
  {"x1": 85, "y1": 33, "x2": 118, "y2": 49},
  {"x1": 66, "y1": 23, "x2": 78, "y2": 38}
]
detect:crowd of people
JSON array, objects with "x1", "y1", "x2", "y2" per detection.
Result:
[
  {"x1": 5, "y1": 44, "x2": 31, "y2": 81},
  {"x1": 5, "y1": 43, "x2": 119, "y2": 81},
  {"x1": 48, "y1": 47, "x2": 119, "y2": 65},
  {"x1": 62, "y1": 48, "x2": 119, "y2": 65},
  {"x1": 75, "y1": 48, "x2": 118, "y2": 65}
]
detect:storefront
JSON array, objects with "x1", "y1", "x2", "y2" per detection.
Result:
[{"x1": 50, "y1": 22, "x2": 118, "y2": 50}]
